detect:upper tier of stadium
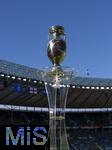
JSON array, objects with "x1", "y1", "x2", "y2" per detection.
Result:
[
  {"x1": 1, "y1": 59, "x2": 112, "y2": 110},
  {"x1": 1, "y1": 59, "x2": 112, "y2": 87}
]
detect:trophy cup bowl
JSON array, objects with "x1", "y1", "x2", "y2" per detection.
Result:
[{"x1": 47, "y1": 25, "x2": 66, "y2": 67}]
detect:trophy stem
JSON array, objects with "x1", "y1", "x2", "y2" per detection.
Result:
[{"x1": 45, "y1": 84, "x2": 69, "y2": 150}]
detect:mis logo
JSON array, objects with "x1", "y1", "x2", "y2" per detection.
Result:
[{"x1": 5, "y1": 126, "x2": 47, "y2": 146}]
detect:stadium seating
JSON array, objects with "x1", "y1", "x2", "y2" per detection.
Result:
[{"x1": 0, "y1": 110, "x2": 112, "y2": 149}]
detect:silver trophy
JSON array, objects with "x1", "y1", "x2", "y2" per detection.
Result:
[{"x1": 41, "y1": 26, "x2": 74, "y2": 150}]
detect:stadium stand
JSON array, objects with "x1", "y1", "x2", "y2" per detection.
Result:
[
  {"x1": 0, "y1": 109, "x2": 112, "y2": 149},
  {"x1": 1, "y1": 59, "x2": 112, "y2": 150}
]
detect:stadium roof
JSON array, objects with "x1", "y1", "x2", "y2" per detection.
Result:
[{"x1": 1, "y1": 59, "x2": 112, "y2": 109}]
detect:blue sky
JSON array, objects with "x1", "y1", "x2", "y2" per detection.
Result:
[{"x1": 0, "y1": 0, "x2": 112, "y2": 78}]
